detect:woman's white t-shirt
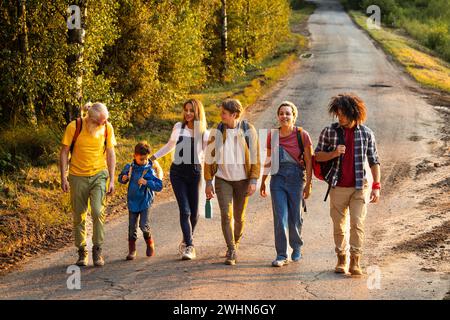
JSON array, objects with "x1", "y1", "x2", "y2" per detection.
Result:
[{"x1": 153, "y1": 122, "x2": 210, "y2": 163}]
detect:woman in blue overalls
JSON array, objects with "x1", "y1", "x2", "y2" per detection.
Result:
[
  {"x1": 150, "y1": 99, "x2": 209, "y2": 260},
  {"x1": 260, "y1": 101, "x2": 313, "y2": 267}
]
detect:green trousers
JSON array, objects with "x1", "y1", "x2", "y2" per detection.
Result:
[{"x1": 68, "y1": 170, "x2": 108, "y2": 248}]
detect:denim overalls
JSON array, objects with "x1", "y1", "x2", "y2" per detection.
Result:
[
  {"x1": 269, "y1": 146, "x2": 305, "y2": 261},
  {"x1": 169, "y1": 123, "x2": 202, "y2": 247}
]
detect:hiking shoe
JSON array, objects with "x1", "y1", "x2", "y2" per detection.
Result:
[
  {"x1": 222, "y1": 243, "x2": 239, "y2": 257},
  {"x1": 76, "y1": 247, "x2": 88, "y2": 267},
  {"x1": 291, "y1": 250, "x2": 302, "y2": 262},
  {"x1": 272, "y1": 259, "x2": 289, "y2": 267},
  {"x1": 225, "y1": 249, "x2": 237, "y2": 265},
  {"x1": 182, "y1": 246, "x2": 196, "y2": 260},
  {"x1": 92, "y1": 245, "x2": 104, "y2": 267},
  {"x1": 126, "y1": 240, "x2": 137, "y2": 261}
]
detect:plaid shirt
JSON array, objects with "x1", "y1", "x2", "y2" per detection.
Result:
[{"x1": 315, "y1": 123, "x2": 380, "y2": 190}]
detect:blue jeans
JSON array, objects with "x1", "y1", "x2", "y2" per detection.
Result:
[
  {"x1": 270, "y1": 162, "x2": 305, "y2": 260},
  {"x1": 129, "y1": 208, "x2": 150, "y2": 241},
  {"x1": 170, "y1": 165, "x2": 201, "y2": 247}
]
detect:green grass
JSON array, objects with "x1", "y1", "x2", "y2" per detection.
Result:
[{"x1": 350, "y1": 11, "x2": 450, "y2": 93}]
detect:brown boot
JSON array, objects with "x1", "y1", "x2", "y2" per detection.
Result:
[
  {"x1": 145, "y1": 236, "x2": 155, "y2": 257},
  {"x1": 126, "y1": 240, "x2": 137, "y2": 260},
  {"x1": 349, "y1": 253, "x2": 363, "y2": 276},
  {"x1": 92, "y1": 245, "x2": 105, "y2": 267},
  {"x1": 76, "y1": 246, "x2": 88, "y2": 267},
  {"x1": 335, "y1": 253, "x2": 347, "y2": 273}
]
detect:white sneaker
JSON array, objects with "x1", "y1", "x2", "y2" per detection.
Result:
[
  {"x1": 182, "y1": 246, "x2": 196, "y2": 260},
  {"x1": 272, "y1": 259, "x2": 289, "y2": 267}
]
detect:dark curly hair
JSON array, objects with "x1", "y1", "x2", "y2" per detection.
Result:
[{"x1": 328, "y1": 93, "x2": 367, "y2": 125}]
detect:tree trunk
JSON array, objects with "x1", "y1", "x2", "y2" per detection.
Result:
[
  {"x1": 65, "y1": 1, "x2": 86, "y2": 123},
  {"x1": 220, "y1": 0, "x2": 228, "y2": 82},
  {"x1": 244, "y1": 0, "x2": 250, "y2": 61},
  {"x1": 17, "y1": 0, "x2": 37, "y2": 126}
]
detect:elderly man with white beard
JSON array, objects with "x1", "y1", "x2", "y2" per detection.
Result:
[{"x1": 59, "y1": 102, "x2": 117, "y2": 267}]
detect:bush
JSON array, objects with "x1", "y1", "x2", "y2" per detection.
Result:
[
  {"x1": 0, "y1": 125, "x2": 61, "y2": 172},
  {"x1": 425, "y1": 22, "x2": 448, "y2": 51}
]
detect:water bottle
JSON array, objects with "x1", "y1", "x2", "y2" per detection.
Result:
[{"x1": 205, "y1": 199, "x2": 213, "y2": 219}]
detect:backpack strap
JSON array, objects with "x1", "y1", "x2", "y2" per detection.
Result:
[
  {"x1": 240, "y1": 120, "x2": 250, "y2": 148},
  {"x1": 103, "y1": 121, "x2": 108, "y2": 154},
  {"x1": 296, "y1": 126, "x2": 305, "y2": 168},
  {"x1": 70, "y1": 117, "x2": 83, "y2": 156},
  {"x1": 216, "y1": 120, "x2": 250, "y2": 149}
]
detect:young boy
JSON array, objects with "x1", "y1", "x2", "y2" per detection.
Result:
[{"x1": 118, "y1": 141, "x2": 163, "y2": 260}]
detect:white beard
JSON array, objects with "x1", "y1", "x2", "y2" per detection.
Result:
[{"x1": 86, "y1": 120, "x2": 104, "y2": 138}]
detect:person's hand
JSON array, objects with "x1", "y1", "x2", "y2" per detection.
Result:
[
  {"x1": 370, "y1": 188, "x2": 380, "y2": 203},
  {"x1": 303, "y1": 182, "x2": 312, "y2": 199},
  {"x1": 61, "y1": 177, "x2": 70, "y2": 193},
  {"x1": 260, "y1": 181, "x2": 267, "y2": 197},
  {"x1": 121, "y1": 175, "x2": 129, "y2": 183},
  {"x1": 205, "y1": 185, "x2": 215, "y2": 199},
  {"x1": 107, "y1": 180, "x2": 115, "y2": 196},
  {"x1": 334, "y1": 145, "x2": 346, "y2": 157},
  {"x1": 138, "y1": 178, "x2": 147, "y2": 187},
  {"x1": 246, "y1": 184, "x2": 256, "y2": 197},
  {"x1": 152, "y1": 160, "x2": 163, "y2": 180}
]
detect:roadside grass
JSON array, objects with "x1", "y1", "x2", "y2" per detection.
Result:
[
  {"x1": 349, "y1": 11, "x2": 450, "y2": 93},
  {"x1": 0, "y1": 1, "x2": 316, "y2": 271}
]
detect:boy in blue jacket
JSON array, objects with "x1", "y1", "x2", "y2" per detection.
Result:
[{"x1": 119, "y1": 141, "x2": 163, "y2": 260}]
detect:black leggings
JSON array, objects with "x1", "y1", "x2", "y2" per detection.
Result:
[{"x1": 170, "y1": 165, "x2": 201, "y2": 247}]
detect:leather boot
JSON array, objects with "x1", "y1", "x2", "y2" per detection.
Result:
[
  {"x1": 126, "y1": 240, "x2": 137, "y2": 260},
  {"x1": 335, "y1": 253, "x2": 347, "y2": 273},
  {"x1": 349, "y1": 253, "x2": 363, "y2": 276},
  {"x1": 145, "y1": 236, "x2": 155, "y2": 257},
  {"x1": 92, "y1": 245, "x2": 105, "y2": 267},
  {"x1": 76, "y1": 246, "x2": 88, "y2": 267}
]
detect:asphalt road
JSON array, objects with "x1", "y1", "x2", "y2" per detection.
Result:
[{"x1": 0, "y1": 0, "x2": 448, "y2": 300}]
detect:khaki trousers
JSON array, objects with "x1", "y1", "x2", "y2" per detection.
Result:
[
  {"x1": 215, "y1": 177, "x2": 250, "y2": 251},
  {"x1": 329, "y1": 183, "x2": 369, "y2": 255},
  {"x1": 68, "y1": 170, "x2": 108, "y2": 248}
]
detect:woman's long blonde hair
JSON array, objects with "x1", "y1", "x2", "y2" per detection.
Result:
[{"x1": 183, "y1": 98, "x2": 206, "y2": 135}]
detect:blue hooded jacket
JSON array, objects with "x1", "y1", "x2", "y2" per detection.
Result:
[{"x1": 118, "y1": 161, "x2": 163, "y2": 212}]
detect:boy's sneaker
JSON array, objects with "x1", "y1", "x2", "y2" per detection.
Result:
[
  {"x1": 182, "y1": 246, "x2": 196, "y2": 260},
  {"x1": 225, "y1": 249, "x2": 237, "y2": 265},
  {"x1": 272, "y1": 259, "x2": 289, "y2": 267},
  {"x1": 76, "y1": 247, "x2": 88, "y2": 267}
]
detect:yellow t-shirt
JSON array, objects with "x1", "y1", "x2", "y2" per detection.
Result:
[{"x1": 62, "y1": 118, "x2": 117, "y2": 176}]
